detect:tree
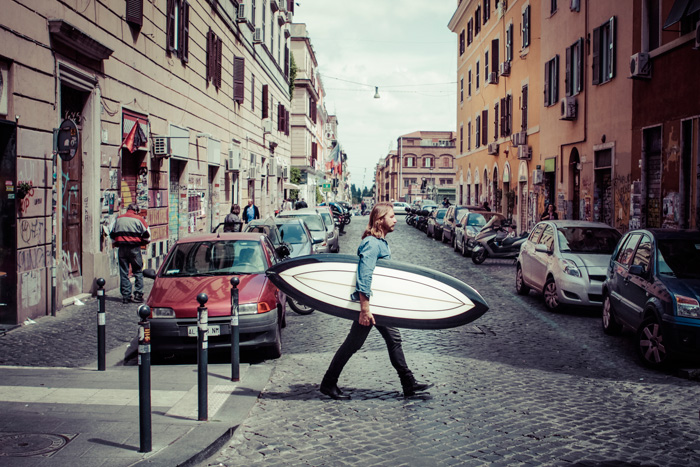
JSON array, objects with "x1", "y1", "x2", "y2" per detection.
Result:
[{"x1": 290, "y1": 167, "x2": 301, "y2": 200}]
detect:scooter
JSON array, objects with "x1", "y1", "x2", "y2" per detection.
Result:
[{"x1": 471, "y1": 215, "x2": 527, "y2": 264}]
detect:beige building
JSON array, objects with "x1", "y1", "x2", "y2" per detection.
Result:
[{"x1": 0, "y1": 0, "x2": 295, "y2": 325}]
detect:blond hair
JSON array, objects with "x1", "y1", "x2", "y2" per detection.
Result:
[{"x1": 362, "y1": 202, "x2": 394, "y2": 239}]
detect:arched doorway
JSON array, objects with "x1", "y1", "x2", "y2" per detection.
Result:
[
  {"x1": 492, "y1": 165, "x2": 500, "y2": 212},
  {"x1": 569, "y1": 148, "x2": 581, "y2": 220}
]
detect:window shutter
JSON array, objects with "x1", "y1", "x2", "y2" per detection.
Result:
[
  {"x1": 233, "y1": 56, "x2": 245, "y2": 103},
  {"x1": 284, "y1": 45, "x2": 289, "y2": 77},
  {"x1": 521, "y1": 86, "x2": 528, "y2": 131},
  {"x1": 492, "y1": 38, "x2": 499, "y2": 71},
  {"x1": 500, "y1": 98, "x2": 506, "y2": 137},
  {"x1": 494, "y1": 103, "x2": 498, "y2": 141},
  {"x1": 544, "y1": 61, "x2": 550, "y2": 105},
  {"x1": 523, "y1": 6, "x2": 530, "y2": 47},
  {"x1": 482, "y1": 109, "x2": 488, "y2": 145},
  {"x1": 554, "y1": 55, "x2": 559, "y2": 103},
  {"x1": 565, "y1": 45, "x2": 571, "y2": 96},
  {"x1": 166, "y1": 0, "x2": 176, "y2": 52},
  {"x1": 206, "y1": 29, "x2": 212, "y2": 83},
  {"x1": 126, "y1": 0, "x2": 143, "y2": 27},
  {"x1": 277, "y1": 103, "x2": 283, "y2": 130},
  {"x1": 592, "y1": 26, "x2": 600, "y2": 85},
  {"x1": 508, "y1": 95, "x2": 513, "y2": 134},
  {"x1": 181, "y1": 1, "x2": 190, "y2": 62},
  {"x1": 476, "y1": 115, "x2": 480, "y2": 147},
  {"x1": 577, "y1": 38, "x2": 584, "y2": 93},
  {"x1": 215, "y1": 36, "x2": 222, "y2": 89},
  {"x1": 262, "y1": 85, "x2": 269, "y2": 118},
  {"x1": 608, "y1": 16, "x2": 616, "y2": 80},
  {"x1": 285, "y1": 109, "x2": 290, "y2": 135}
]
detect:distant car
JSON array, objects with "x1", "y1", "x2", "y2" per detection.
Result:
[
  {"x1": 426, "y1": 208, "x2": 447, "y2": 240},
  {"x1": 454, "y1": 210, "x2": 494, "y2": 256},
  {"x1": 315, "y1": 205, "x2": 340, "y2": 253},
  {"x1": 144, "y1": 232, "x2": 288, "y2": 359},
  {"x1": 243, "y1": 217, "x2": 291, "y2": 258},
  {"x1": 275, "y1": 218, "x2": 317, "y2": 315},
  {"x1": 392, "y1": 201, "x2": 412, "y2": 214},
  {"x1": 277, "y1": 208, "x2": 330, "y2": 253},
  {"x1": 602, "y1": 229, "x2": 700, "y2": 369},
  {"x1": 515, "y1": 220, "x2": 621, "y2": 312},
  {"x1": 442, "y1": 205, "x2": 483, "y2": 248}
]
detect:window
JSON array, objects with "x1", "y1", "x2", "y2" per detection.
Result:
[
  {"x1": 467, "y1": 120, "x2": 472, "y2": 150},
  {"x1": 521, "y1": 85, "x2": 528, "y2": 131},
  {"x1": 126, "y1": 0, "x2": 143, "y2": 26},
  {"x1": 616, "y1": 234, "x2": 641, "y2": 266},
  {"x1": 632, "y1": 235, "x2": 653, "y2": 272},
  {"x1": 571, "y1": 0, "x2": 580, "y2": 12},
  {"x1": 441, "y1": 156, "x2": 452, "y2": 168},
  {"x1": 500, "y1": 94, "x2": 513, "y2": 137},
  {"x1": 491, "y1": 38, "x2": 499, "y2": 75},
  {"x1": 522, "y1": 5, "x2": 531, "y2": 48},
  {"x1": 460, "y1": 30, "x2": 466, "y2": 55},
  {"x1": 484, "y1": 0, "x2": 491, "y2": 23},
  {"x1": 485, "y1": 50, "x2": 489, "y2": 78},
  {"x1": 475, "y1": 6, "x2": 481, "y2": 35},
  {"x1": 262, "y1": 0, "x2": 266, "y2": 41},
  {"x1": 544, "y1": 55, "x2": 559, "y2": 107},
  {"x1": 475, "y1": 115, "x2": 481, "y2": 148},
  {"x1": 405, "y1": 156, "x2": 415, "y2": 167},
  {"x1": 481, "y1": 109, "x2": 488, "y2": 146},
  {"x1": 529, "y1": 223, "x2": 546, "y2": 243},
  {"x1": 206, "y1": 29, "x2": 222, "y2": 89},
  {"x1": 166, "y1": 0, "x2": 189, "y2": 62},
  {"x1": 592, "y1": 17, "x2": 616, "y2": 85},
  {"x1": 460, "y1": 77, "x2": 464, "y2": 103},
  {"x1": 468, "y1": 69, "x2": 472, "y2": 97},
  {"x1": 460, "y1": 125, "x2": 464, "y2": 153},
  {"x1": 476, "y1": 61, "x2": 480, "y2": 90},
  {"x1": 467, "y1": 19, "x2": 473, "y2": 45},
  {"x1": 506, "y1": 23, "x2": 513, "y2": 61},
  {"x1": 423, "y1": 157, "x2": 433, "y2": 168},
  {"x1": 539, "y1": 225, "x2": 555, "y2": 250},
  {"x1": 566, "y1": 39, "x2": 584, "y2": 96},
  {"x1": 251, "y1": 74, "x2": 255, "y2": 110},
  {"x1": 233, "y1": 56, "x2": 245, "y2": 103},
  {"x1": 262, "y1": 85, "x2": 269, "y2": 118},
  {"x1": 494, "y1": 103, "x2": 499, "y2": 141}
]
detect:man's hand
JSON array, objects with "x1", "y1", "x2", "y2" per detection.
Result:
[{"x1": 358, "y1": 293, "x2": 375, "y2": 327}]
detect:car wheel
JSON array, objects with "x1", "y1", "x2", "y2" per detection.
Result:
[
  {"x1": 287, "y1": 297, "x2": 314, "y2": 315},
  {"x1": 453, "y1": 235, "x2": 460, "y2": 252},
  {"x1": 265, "y1": 316, "x2": 282, "y2": 359},
  {"x1": 602, "y1": 294, "x2": 622, "y2": 336},
  {"x1": 472, "y1": 248, "x2": 487, "y2": 264},
  {"x1": 515, "y1": 264, "x2": 530, "y2": 295},
  {"x1": 543, "y1": 277, "x2": 560, "y2": 312},
  {"x1": 460, "y1": 238, "x2": 468, "y2": 257},
  {"x1": 637, "y1": 317, "x2": 669, "y2": 369}
]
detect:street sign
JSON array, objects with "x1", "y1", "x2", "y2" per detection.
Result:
[{"x1": 322, "y1": 183, "x2": 331, "y2": 192}]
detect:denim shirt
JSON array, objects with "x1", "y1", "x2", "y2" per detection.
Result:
[{"x1": 350, "y1": 236, "x2": 391, "y2": 301}]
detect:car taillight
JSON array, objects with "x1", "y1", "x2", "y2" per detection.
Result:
[{"x1": 258, "y1": 302, "x2": 272, "y2": 313}]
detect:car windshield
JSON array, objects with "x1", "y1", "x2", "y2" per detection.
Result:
[
  {"x1": 280, "y1": 214, "x2": 324, "y2": 231},
  {"x1": 277, "y1": 223, "x2": 309, "y2": 244},
  {"x1": 436, "y1": 210, "x2": 446, "y2": 220},
  {"x1": 657, "y1": 238, "x2": 700, "y2": 279},
  {"x1": 557, "y1": 227, "x2": 621, "y2": 254},
  {"x1": 466, "y1": 212, "x2": 491, "y2": 227},
  {"x1": 320, "y1": 212, "x2": 333, "y2": 228},
  {"x1": 161, "y1": 240, "x2": 265, "y2": 276}
]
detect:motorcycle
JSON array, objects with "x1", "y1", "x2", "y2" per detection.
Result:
[
  {"x1": 415, "y1": 209, "x2": 431, "y2": 232},
  {"x1": 406, "y1": 208, "x2": 418, "y2": 226},
  {"x1": 471, "y1": 214, "x2": 528, "y2": 264}
]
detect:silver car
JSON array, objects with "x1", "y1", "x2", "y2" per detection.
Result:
[
  {"x1": 315, "y1": 205, "x2": 340, "y2": 253},
  {"x1": 277, "y1": 208, "x2": 331, "y2": 254},
  {"x1": 515, "y1": 220, "x2": 622, "y2": 311},
  {"x1": 454, "y1": 210, "x2": 493, "y2": 256}
]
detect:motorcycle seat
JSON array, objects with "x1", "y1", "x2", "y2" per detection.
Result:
[{"x1": 502, "y1": 236, "x2": 519, "y2": 247}]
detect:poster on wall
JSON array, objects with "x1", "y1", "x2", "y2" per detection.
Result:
[{"x1": 629, "y1": 181, "x2": 641, "y2": 230}]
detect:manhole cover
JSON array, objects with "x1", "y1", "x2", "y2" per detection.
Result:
[{"x1": 0, "y1": 433, "x2": 76, "y2": 457}]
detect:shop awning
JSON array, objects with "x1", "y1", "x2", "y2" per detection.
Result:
[
  {"x1": 663, "y1": 0, "x2": 700, "y2": 29},
  {"x1": 284, "y1": 182, "x2": 300, "y2": 190}
]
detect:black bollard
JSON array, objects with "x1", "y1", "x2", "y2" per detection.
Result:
[
  {"x1": 96, "y1": 278, "x2": 106, "y2": 371},
  {"x1": 196, "y1": 293, "x2": 209, "y2": 421},
  {"x1": 137, "y1": 304, "x2": 152, "y2": 453},
  {"x1": 230, "y1": 277, "x2": 240, "y2": 382}
]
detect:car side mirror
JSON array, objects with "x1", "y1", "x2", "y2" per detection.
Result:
[
  {"x1": 628, "y1": 264, "x2": 645, "y2": 277},
  {"x1": 144, "y1": 268, "x2": 157, "y2": 279},
  {"x1": 456, "y1": 223, "x2": 462, "y2": 228},
  {"x1": 312, "y1": 237, "x2": 323, "y2": 245},
  {"x1": 535, "y1": 244, "x2": 551, "y2": 254}
]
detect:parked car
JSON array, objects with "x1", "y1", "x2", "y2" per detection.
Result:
[
  {"x1": 442, "y1": 205, "x2": 483, "y2": 247},
  {"x1": 243, "y1": 217, "x2": 291, "y2": 258},
  {"x1": 144, "y1": 232, "x2": 288, "y2": 359},
  {"x1": 315, "y1": 205, "x2": 340, "y2": 253},
  {"x1": 454, "y1": 210, "x2": 494, "y2": 256},
  {"x1": 319, "y1": 202, "x2": 350, "y2": 231},
  {"x1": 515, "y1": 220, "x2": 621, "y2": 312},
  {"x1": 277, "y1": 208, "x2": 330, "y2": 253},
  {"x1": 426, "y1": 208, "x2": 447, "y2": 240},
  {"x1": 275, "y1": 218, "x2": 318, "y2": 315},
  {"x1": 602, "y1": 229, "x2": 700, "y2": 368},
  {"x1": 392, "y1": 201, "x2": 412, "y2": 215}
]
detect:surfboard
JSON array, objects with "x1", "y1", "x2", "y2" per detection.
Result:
[{"x1": 266, "y1": 254, "x2": 489, "y2": 330}]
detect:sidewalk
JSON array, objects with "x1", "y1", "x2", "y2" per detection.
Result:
[{"x1": 0, "y1": 282, "x2": 271, "y2": 466}]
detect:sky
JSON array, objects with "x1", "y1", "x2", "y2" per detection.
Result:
[{"x1": 293, "y1": 0, "x2": 458, "y2": 190}]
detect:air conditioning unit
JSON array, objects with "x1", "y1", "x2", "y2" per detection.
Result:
[
  {"x1": 277, "y1": 165, "x2": 283, "y2": 177},
  {"x1": 283, "y1": 166, "x2": 289, "y2": 179},
  {"x1": 253, "y1": 28, "x2": 262, "y2": 43},
  {"x1": 499, "y1": 61, "x2": 510, "y2": 76},
  {"x1": 487, "y1": 142, "x2": 499, "y2": 155},
  {"x1": 486, "y1": 72, "x2": 498, "y2": 85},
  {"x1": 512, "y1": 131, "x2": 527, "y2": 146},
  {"x1": 152, "y1": 136, "x2": 171, "y2": 157},
  {"x1": 629, "y1": 52, "x2": 651, "y2": 79},
  {"x1": 262, "y1": 118, "x2": 273, "y2": 134},
  {"x1": 249, "y1": 166, "x2": 257, "y2": 179},
  {"x1": 518, "y1": 145, "x2": 532, "y2": 160},
  {"x1": 532, "y1": 168, "x2": 543, "y2": 185},
  {"x1": 227, "y1": 145, "x2": 241, "y2": 171},
  {"x1": 560, "y1": 96, "x2": 577, "y2": 120},
  {"x1": 236, "y1": 3, "x2": 246, "y2": 22},
  {"x1": 267, "y1": 159, "x2": 276, "y2": 175},
  {"x1": 694, "y1": 21, "x2": 700, "y2": 49}
]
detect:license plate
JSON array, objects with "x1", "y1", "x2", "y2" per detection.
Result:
[{"x1": 187, "y1": 325, "x2": 220, "y2": 337}]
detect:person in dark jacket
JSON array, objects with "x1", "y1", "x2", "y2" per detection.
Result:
[
  {"x1": 540, "y1": 203, "x2": 559, "y2": 220},
  {"x1": 243, "y1": 199, "x2": 260, "y2": 223},
  {"x1": 111, "y1": 204, "x2": 150, "y2": 303},
  {"x1": 224, "y1": 204, "x2": 242, "y2": 232}
]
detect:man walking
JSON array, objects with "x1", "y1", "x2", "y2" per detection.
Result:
[
  {"x1": 319, "y1": 202, "x2": 432, "y2": 400},
  {"x1": 111, "y1": 204, "x2": 150, "y2": 303},
  {"x1": 243, "y1": 199, "x2": 260, "y2": 223}
]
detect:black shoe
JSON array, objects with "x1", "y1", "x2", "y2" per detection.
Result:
[
  {"x1": 320, "y1": 384, "x2": 350, "y2": 400},
  {"x1": 132, "y1": 295, "x2": 144, "y2": 303},
  {"x1": 122, "y1": 297, "x2": 132, "y2": 304},
  {"x1": 402, "y1": 378, "x2": 434, "y2": 398}
]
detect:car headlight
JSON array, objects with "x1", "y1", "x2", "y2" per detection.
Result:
[
  {"x1": 675, "y1": 295, "x2": 700, "y2": 319},
  {"x1": 151, "y1": 307, "x2": 175, "y2": 318},
  {"x1": 466, "y1": 228, "x2": 476, "y2": 237},
  {"x1": 238, "y1": 303, "x2": 259, "y2": 315},
  {"x1": 560, "y1": 259, "x2": 581, "y2": 277}
]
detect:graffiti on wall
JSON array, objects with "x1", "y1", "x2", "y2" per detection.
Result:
[
  {"x1": 20, "y1": 270, "x2": 41, "y2": 309},
  {"x1": 60, "y1": 250, "x2": 82, "y2": 295},
  {"x1": 613, "y1": 174, "x2": 631, "y2": 233},
  {"x1": 663, "y1": 192, "x2": 680, "y2": 228},
  {"x1": 630, "y1": 181, "x2": 642, "y2": 230}
]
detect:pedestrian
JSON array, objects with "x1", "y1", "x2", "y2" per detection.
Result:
[
  {"x1": 319, "y1": 202, "x2": 433, "y2": 400},
  {"x1": 243, "y1": 199, "x2": 260, "y2": 223},
  {"x1": 482, "y1": 201, "x2": 491, "y2": 212},
  {"x1": 540, "y1": 203, "x2": 558, "y2": 220},
  {"x1": 224, "y1": 204, "x2": 242, "y2": 232},
  {"x1": 283, "y1": 198, "x2": 292, "y2": 212},
  {"x1": 110, "y1": 203, "x2": 150, "y2": 304},
  {"x1": 360, "y1": 200, "x2": 366, "y2": 214},
  {"x1": 442, "y1": 197, "x2": 451, "y2": 207}
]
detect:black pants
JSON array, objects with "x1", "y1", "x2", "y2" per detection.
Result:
[{"x1": 323, "y1": 321, "x2": 412, "y2": 385}]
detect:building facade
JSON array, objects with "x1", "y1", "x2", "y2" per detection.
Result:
[{"x1": 0, "y1": 0, "x2": 295, "y2": 325}]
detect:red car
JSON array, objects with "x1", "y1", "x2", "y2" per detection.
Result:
[{"x1": 143, "y1": 232, "x2": 287, "y2": 359}]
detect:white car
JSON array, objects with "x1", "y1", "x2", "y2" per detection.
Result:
[
  {"x1": 515, "y1": 220, "x2": 621, "y2": 312},
  {"x1": 392, "y1": 201, "x2": 412, "y2": 214}
]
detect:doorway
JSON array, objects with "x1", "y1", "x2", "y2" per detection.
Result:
[
  {"x1": 570, "y1": 148, "x2": 581, "y2": 220},
  {"x1": 0, "y1": 120, "x2": 17, "y2": 325},
  {"x1": 594, "y1": 149, "x2": 613, "y2": 226},
  {"x1": 643, "y1": 127, "x2": 662, "y2": 228}
]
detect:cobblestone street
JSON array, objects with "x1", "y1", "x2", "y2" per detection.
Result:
[{"x1": 204, "y1": 215, "x2": 700, "y2": 467}]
